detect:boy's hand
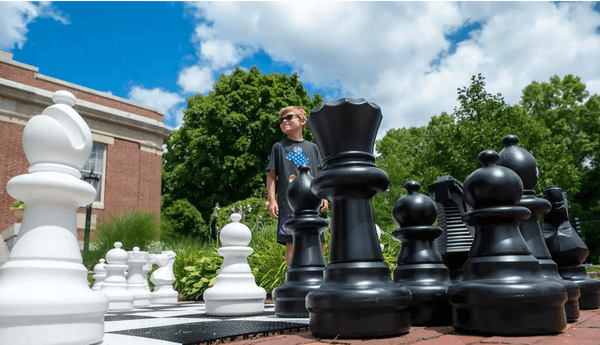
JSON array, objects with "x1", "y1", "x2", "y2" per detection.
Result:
[
  {"x1": 269, "y1": 202, "x2": 279, "y2": 219},
  {"x1": 320, "y1": 200, "x2": 329, "y2": 213}
]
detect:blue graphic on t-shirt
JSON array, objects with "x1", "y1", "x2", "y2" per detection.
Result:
[{"x1": 286, "y1": 147, "x2": 309, "y2": 166}]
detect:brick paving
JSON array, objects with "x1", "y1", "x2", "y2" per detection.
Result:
[{"x1": 229, "y1": 309, "x2": 600, "y2": 345}]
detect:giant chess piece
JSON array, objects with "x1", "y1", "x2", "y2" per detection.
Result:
[
  {"x1": 273, "y1": 164, "x2": 329, "y2": 317},
  {"x1": 498, "y1": 135, "x2": 580, "y2": 322},
  {"x1": 392, "y1": 181, "x2": 452, "y2": 326},
  {"x1": 150, "y1": 250, "x2": 178, "y2": 304},
  {"x1": 0, "y1": 90, "x2": 109, "y2": 344},
  {"x1": 127, "y1": 247, "x2": 152, "y2": 307},
  {"x1": 447, "y1": 150, "x2": 568, "y2": 335},
  {"x1": 305, "y1": 98, "x2": 412, "y2": 338},
  {"x1": 0, "y1": 233, "x2": 9, "y2": 268},
  {"x1": 92, "y1": 258, "x2": 107, "y2": 291},
  {"x1": 204, "y1": 214, "x2": 266, "y2": 315},
  {"x1": 428, "y1": 176, "x2": 474, "y2": 282},
  {"x1": 542, "y1": 186, "x2": 600, "y2": 309},
  {"x1": 102, "y1": 242, "x2": 134, "y2": 310}
]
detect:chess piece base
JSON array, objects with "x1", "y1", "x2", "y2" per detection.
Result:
[
  {"x1": 538, "y1": 259, "x2": 581, "y2": 322},
  {"x1": 204, "y1": 273, "x2": 266, "y2": 315},
  {"x1": 205, "y1": 299, "x2": 265, "y2": 316},
  {"x1": 449, "y1": 279, "x2": 567, "y2": 335},
  {"x1": 559, "y1": 265, "x2": 600, "y2": 309},
  {"x1": 306, "y1": 262, "x2": 412, "y2": 338},
  {"x1": 0, "y1": 260, "x2": 108, "y2": 345},
  {"x1": 151, "y1": 284, "x2": 179, "y2": 305},
  {"x1": 273, "y1": 267, "x2": 323, "y2": 318}
]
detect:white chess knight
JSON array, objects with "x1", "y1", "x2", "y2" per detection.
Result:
[
  {"x1": 127, "y1": 247, "x2": 152, "y2": 307},
  {"x1": 92, "y1": 258, "x2": 107, "y2": 290},
  {"x1": 0, "y1": 90, "x2": 109, "y2": 344},
  {"x1": 102, "y1": 242, "x2": 134, "y2": 310},
  {"x1": 150, "y1": 250, "x2": 178, "y2": 304},
  {"x1": 0, "y1": 233, "x2": 9, "y2": 268},
  {"x1": 204, "y1": 213, "x2": 266, "y2": 316}
]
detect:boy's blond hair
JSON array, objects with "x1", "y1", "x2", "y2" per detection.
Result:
[{"x1": 279, "y1": 106, "x2": 307, "y2": 122}]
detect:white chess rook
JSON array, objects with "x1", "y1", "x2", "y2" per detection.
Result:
[
  {"x1": 127, "y1": 247, "x2": 152, "y2": 307},
  {"x1": 150, "y1": 250, "x2": 178, "y2": 304},
  {"x1": 92, "y1": 258, "x2": 107, "y2": 290},
  {"x1": 204, "y1": 213, "x2": 266, "y2": 315},
  {"x1": 102, "y1": 242, "x2": 134, "y2": 310},
  {"x1": 0, "y1": 90, "x2": 109, "y2": 345}
]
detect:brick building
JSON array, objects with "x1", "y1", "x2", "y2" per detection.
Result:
[{"x1": 0, "y1": 51, "x2": 171, "y2": 242}]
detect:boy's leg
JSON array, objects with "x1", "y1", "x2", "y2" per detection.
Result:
[{"x1": 277, "y1": 218, "x2": 293, "y2": 266}]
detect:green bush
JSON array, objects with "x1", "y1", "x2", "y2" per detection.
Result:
[
  {"x1": 84, "y1": 209, "x2": 159, "y2": 271},
  {"x1": 179, "y1": 252, "x2": 223, "y2": 300},
  {"x1": 215, "y1": 197, "x2": 277, "y2": 232},
  {"x1": 247, "y1": 222, "x2": 287, "y2": 293},
  {"x1": 161, "y1": 199, "x2": 212, "y2": 242}
]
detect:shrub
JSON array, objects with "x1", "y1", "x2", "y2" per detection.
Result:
[
  {"x1": 161, "y1": 199, "x2": 212, "y2": 242},
  {"x1": 83, "y1": 209, "x2": 159, "y2": 270},
  {"x1": 247, "y1": 222, "x2": 286, "y2": 292},
  {"x1": 215, "y1": 197, "x2": 277, "y2": 232},
  {"x1": 179, "y1": 251, "x2": 223, "y2": 300}
]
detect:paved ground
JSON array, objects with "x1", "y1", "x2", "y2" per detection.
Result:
[{"x1": 228, "y1": 308, "x2": 600, "y2": 345}]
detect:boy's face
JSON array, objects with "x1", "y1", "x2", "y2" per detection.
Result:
[{"x1": 279, "y1": 111, "x2": 305, "y2": 135}]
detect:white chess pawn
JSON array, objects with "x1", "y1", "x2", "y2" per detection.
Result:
[
  {"x1": 102, "y1": 242, "x2": 134, "y2": 310},
  {"x1": 0, "y1": 90, "x2": 109, "y2": 344},
  {"x1": 127, "y1": 247, "x2": 151, "y2": 307},
  {"x1": 150, "y1": 251, "x2": 178, "y2": 304},
  {"x1": 92, "y1": 258, "x2": 107, "y2": 290},
  {"x1": 204, "y1": 213, "x2": 266, "y2": 315}
]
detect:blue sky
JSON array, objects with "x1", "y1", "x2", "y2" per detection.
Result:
[{"x1": 1, "y1": 2, "x2": 600, "y2": 136}]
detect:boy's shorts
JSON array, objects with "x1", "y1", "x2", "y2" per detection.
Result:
[{"x1": 277, "y1": 217, "x2": 326, "y2": 245}]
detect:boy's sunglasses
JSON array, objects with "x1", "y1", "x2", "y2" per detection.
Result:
[{"x1": 278, "y1": 114, "x2": 300, "y2": 124}]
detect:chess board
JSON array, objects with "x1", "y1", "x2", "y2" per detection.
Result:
[{"x1": 101, "y1": 302, "x2": 309, "y2": 345}]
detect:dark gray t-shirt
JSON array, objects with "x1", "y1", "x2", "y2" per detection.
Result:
[{"x1": 267, "y1": 139, "x2": 322, "y2": 218}]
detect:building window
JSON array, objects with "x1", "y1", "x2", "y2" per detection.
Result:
[{"x1": 81, "y1": 143, "x2": 106, "y2": 204}]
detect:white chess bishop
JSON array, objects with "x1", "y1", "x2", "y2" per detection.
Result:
[
  {"x1": 150, "y1": 250, "x2": 178, "y2": 304},
  {"x1": 102, "y1": 242, "x2": 134, "y2": 310},
  {"x1": 0, "y1": 90, "x2": 109, "y2": 344},
  {"x1": 127, "y1": 247, "x2": 152, "y2": 307},
  {"x1": 204, "y1": 213, "x2": 266, "y2": 315}
]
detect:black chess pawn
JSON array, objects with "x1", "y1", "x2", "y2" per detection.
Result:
[
  {"x1": 305, "y1": 98, "x2": 412, "y2": 338},
  {"x1": 542, "y1": 186, "x2": 600, "y2": 309},
  {"x1": 447, "y1": 150, "x2": 568, "y2": 335},
  {"x1": 428, "y1": 176, "x2": 474, "y2": 282},
  {"x1": 497, "y1": 135, "x2": 580, "y2": 322},
  {"x1": 392, "y1": 181, "x2": 452, "y2": 326},
  {"x1": 273, "y1": 164, "x2": 329, "y2": 317}
]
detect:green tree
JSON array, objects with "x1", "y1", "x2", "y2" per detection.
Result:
[
  {"x1": 162, "y1": 66, "x2": 323, "y2": 229},
  {"x1": 521, "y1": 75, "x2": 600, "y2": 262},
  {"x1": 373, "y1": 74, "x2": 580, "y2": 239}
]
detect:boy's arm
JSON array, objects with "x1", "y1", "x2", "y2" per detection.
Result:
[
  {"x1": 316, "y1": 167, "x2": 329, "y2": 213},
  {"x1": 267, "y1": 169, "x2": 278, "y2": 219}
]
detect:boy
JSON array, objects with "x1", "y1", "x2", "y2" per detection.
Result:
[{"x1": 267, "y1": 106, "x2": 328, "y2": 266}]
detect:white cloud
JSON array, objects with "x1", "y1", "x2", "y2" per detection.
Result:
[
  {"x1": 177, "y1": 65, "x2": 215, "y2": 95},
  {"x1": 200, "y1": 39, "x2": 243, "y2": 70},
  {"x1": 185, "y1": 2, "x2": 600, "y2": 138},
  {"x1": 0, "y1": 2, "x2": 69, "y2": 51},
  {"x1": 128, "y1": 86, "x2": 186, "y2": 129}
]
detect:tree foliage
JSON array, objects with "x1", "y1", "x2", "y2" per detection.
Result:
[
  {"x1": 374, "y1": 74, "x2": 600, "y2": 262},
  {"x1": 162, "y1": 66, "x2": 323, "y2": 230}
]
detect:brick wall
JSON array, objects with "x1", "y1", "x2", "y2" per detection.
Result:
[
  {"x1": 0, "y1": 125, "x2": 162, "y2": 241},
  {"x1": 0, "y1": 122, "x2": 28, "y2": 228},
  {"x1": 0, "y1": 62, "x2": 163, "y2": 122}
]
